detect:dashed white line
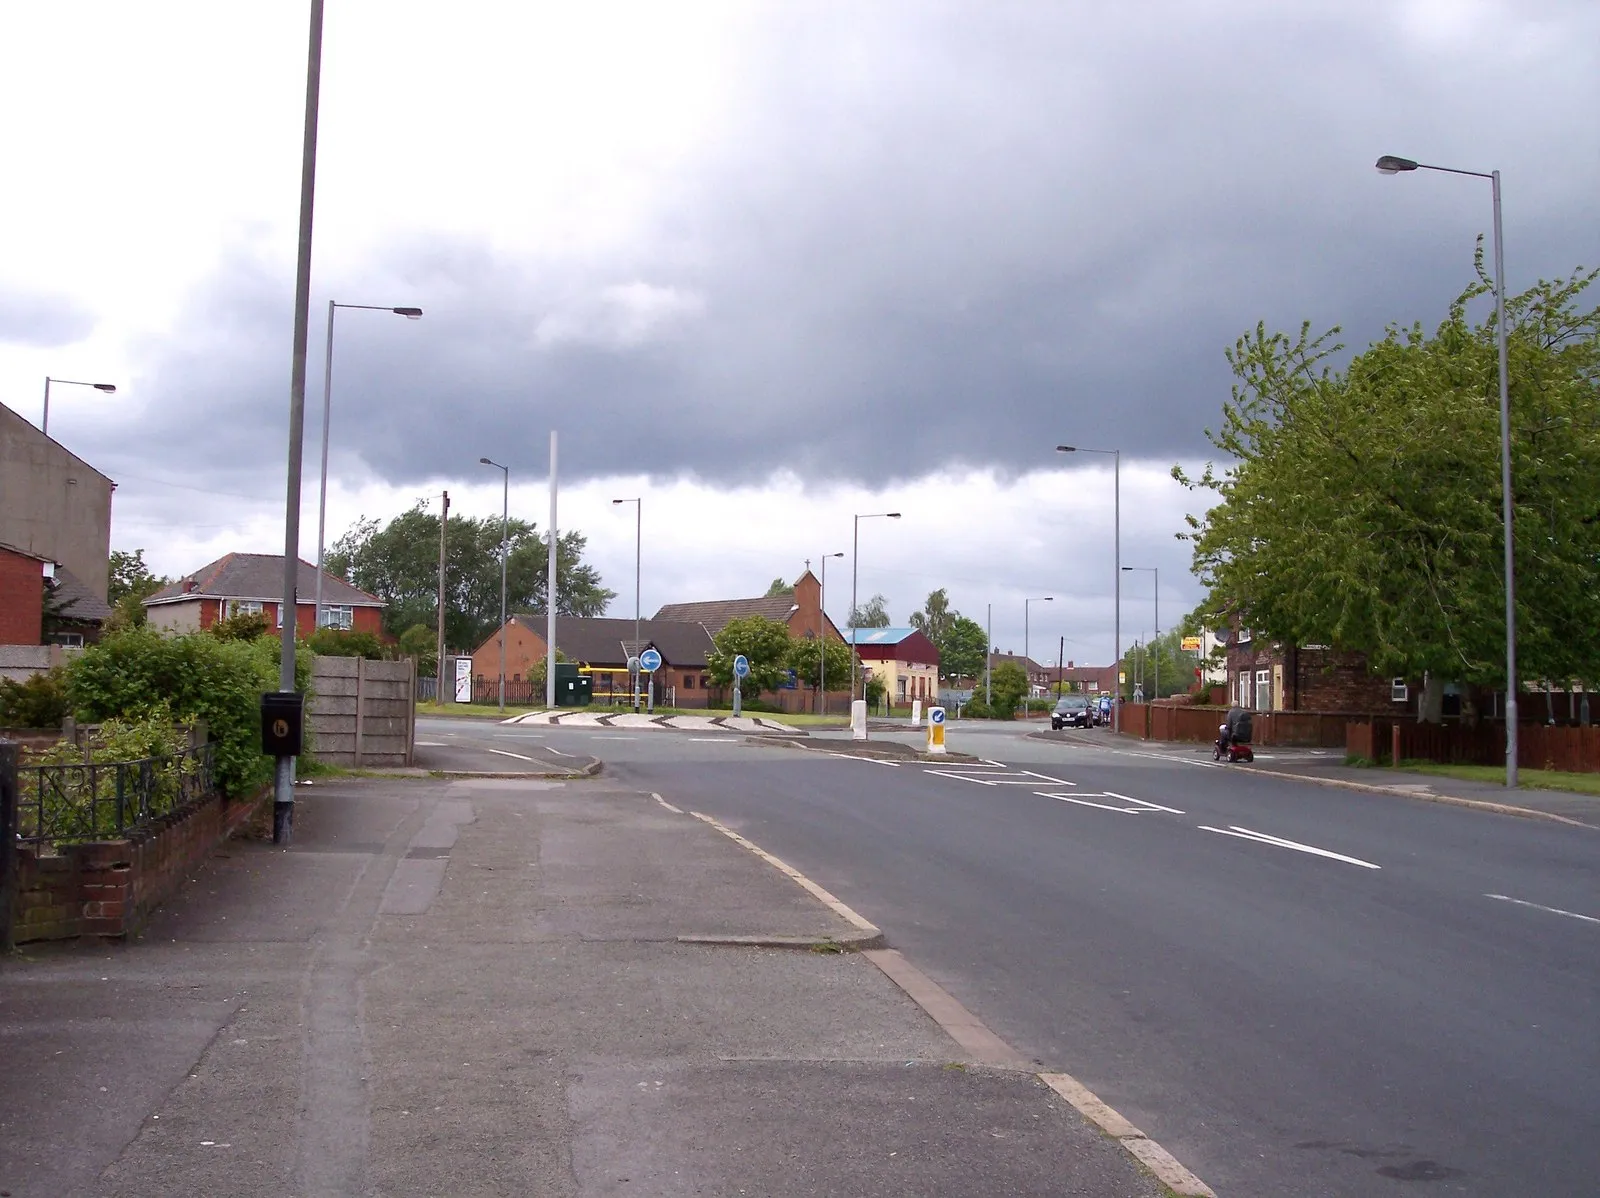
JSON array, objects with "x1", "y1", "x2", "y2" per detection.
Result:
[
  {"x1": 1198, "y1": 824, "x2": 1381, "y2": 869},
  {"x1": 651, "y1": 792, "x2": 684, "y2": 814},
  {"x1": 1485, "y1": 894, "x2": 1599, "y2": 925}
]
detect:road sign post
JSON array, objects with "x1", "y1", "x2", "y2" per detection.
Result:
[
  {"x1": 732, "y1": 654, "x2": 749, "y2": 717},
  {"x1": 927, "y1": 706, "x2": 946, "y2": 754},
  {"x1": 639, "y1": 648, "x2": 661, "y2": 715}
]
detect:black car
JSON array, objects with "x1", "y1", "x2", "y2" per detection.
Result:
[{"x1": 1051, "y1": 696, "x2": 1092, "y2": 729}]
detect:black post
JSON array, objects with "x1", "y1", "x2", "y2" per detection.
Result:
[{"x1": 1, "y1": 741, "x2": 18, "y2": 952}]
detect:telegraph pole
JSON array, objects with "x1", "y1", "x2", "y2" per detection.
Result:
[{"x1": 436, "y1": 491, "x2": 449, "y2": 702}]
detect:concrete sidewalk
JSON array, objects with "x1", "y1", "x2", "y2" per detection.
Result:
[{"x1": 1, "y1": 775, "x2": 1175, "y2": 1196}]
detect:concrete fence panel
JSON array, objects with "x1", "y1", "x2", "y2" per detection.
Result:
[{"x1": 308, "y1": 656, "x2": 416, "y2": 767}]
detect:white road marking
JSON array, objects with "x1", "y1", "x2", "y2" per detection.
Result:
[
  {"x1": 487, "y1": 748, "x2": 537, "y2": 762},
  {"x1": 1197, "y1": 824, "x2": 1381, "y2": 869},
  {"x1": 690, "y1": 811, "x2": 880, "y2": 932},
  {"x1": 592, "y1": 735, "x2": 638, "y2": 740},
  {"x1": 544, "y1": 747, "x2": 573, "y2": 757},
  {"x1": 415, "y1": 741, "x2": 448, "y2": 747},
  {"x1": 822, "y1": 751, "x2": 901, "y2": 767},
  {"x1": 689, "y1": 737, "x2": 736, "y2": 743},
  {"x1": 1035, "y1": 791, "x2": 1186, "y2": 815},
  {"x1": 1485, "y1": 893, "x2": 1600, "y2": 925},
  {"x1": 651, "y1": 792, "x2": 684, "y2": 814},
  {"x1": 1102, "y1": 790, "x2": 1185, "y2": 814},
  {"x1": 928, "y1": 768, "x2": 1075, "y2": 787}
]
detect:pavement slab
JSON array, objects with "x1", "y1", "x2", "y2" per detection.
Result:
[{"x1": 1, "y1": 774, "x2": 1169, "y2": 1198}]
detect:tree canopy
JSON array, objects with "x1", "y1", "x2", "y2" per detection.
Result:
[
  {"x1": 787, "y1": 634, "x2": 852, "y2": 700},
  {"x1": 765, "y1": 577, "x2": 792, "y2": 597},
  {"x1": 706, "y1": 615, "x2": 793, "y2": 694},
  {"x1": 326, "y1": 501, "x2": 614, "y2": 651},
  {"x1": 1177, "y1": 254, "x2": 1600, "y2": 689},
  {"x1": 939, "y1": 615, "x2": 988, "y2": 682},
  {"x1": 849, "y1": 593, "x2": 890, "y2": 628}
]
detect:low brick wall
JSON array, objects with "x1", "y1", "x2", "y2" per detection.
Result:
[{"x1": 12, "y1": 786, "x2": 268, "y2": 943}]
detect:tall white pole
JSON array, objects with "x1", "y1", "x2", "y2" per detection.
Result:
[
  {"x1": 1113, "y1": 451, "x2": 1121, "y2": 730},
  {"x1": 314, "y1": 299, "x2": 335, "y2": 631},
  {"x1": 498, "y1": 466, "x2": 508, "y2": 711},
  {"x1": 274, "y1": 0, "x2": 324, "y2": 845},
  {"x1": 635, "y1": 500, "x2": 642, "y2": 710},
  {"x1": 850, "y1": 515, "x2": 860, "y2": 701},
  {"x1": 1491, "y1": 171, "x2": 1518, "y2": 787},
  {"x1": 985, "y1": 602, "x2": 992, "y2": 706},
  {"x1": 546, "y1": 431, "x2": 558, "y2": 709}
]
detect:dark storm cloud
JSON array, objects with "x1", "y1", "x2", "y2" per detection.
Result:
[
  {"x1": 88, "y1": 0, "x2": 1600, "y2": 493},
  {"x1": 0, "y1": 284, "x2": 96, "y2": 347}
]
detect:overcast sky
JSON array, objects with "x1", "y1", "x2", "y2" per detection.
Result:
[{"x1": 2, "y1": 1, "x2": 1596, "y2": 664}]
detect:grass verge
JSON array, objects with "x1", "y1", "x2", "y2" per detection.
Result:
[{"x1": 1395, "y1": 759, "x2": 1600, "y2": 797}]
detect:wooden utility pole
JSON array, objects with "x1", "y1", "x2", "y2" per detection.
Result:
[{"x1": 436, "y1": 490, "x2": 449, "y2": 701}]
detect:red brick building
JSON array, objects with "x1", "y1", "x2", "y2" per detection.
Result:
[
  {"x1": 0, "y1": 543, "x2": 48, "y2": 646},
  {"x1": 470, "y1": 614, "x2": 716, "y2": 705},
  {"x1": 143, "y1": 553, "x2": 385, "y2": 638},
  {"x1": 1226, "y1": 631, "x2": 1406, "y2": 714}
]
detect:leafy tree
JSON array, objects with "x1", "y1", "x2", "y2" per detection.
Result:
[
  {"x1": 326, "y1": 501, "x2": 615, "y2": 651},
  {"x1": 787, "y1": 634, "x2": 853, "y2": 702},
  {"x1": 908, "y1": 588, "x2": 956, "y2": 644},
  {"x1": 989, "y1": 661, "x2": 1028, "y2": 716},
  {"x1": 1178, "y1": 255, "x2": 1600, "y2": 690},
  {"x1": 849, "y1": 593, "x2": 890, "y2": 628},
  {"x1": 706, "y1": 615, "x2": 793, "y2": 694},
  {"x1": 939, "y1": 615, "x2": 988, "y2": 683},
  {"x1": 0, "y1": 670, "x2": 70, "y2": 728},
  {"x1": 108, "y1": 549, "x2": 167, "y2": 606},
  {"x1": 863, "y1": 673, "x2": 887, "y2": 711},
  {"x1": 765, "y1": 577, "x2": 792, "y2": 597},
  {"x1": 396, "y1": 622, "x2": 438, "y2": 676},
  {"x1": 1120, "y1": 630, "x2": 1188, "y2": 699}
]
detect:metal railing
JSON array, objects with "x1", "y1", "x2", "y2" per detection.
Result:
[{"x1": 14, "y1": 744, "x2": 215, "y2": 845}]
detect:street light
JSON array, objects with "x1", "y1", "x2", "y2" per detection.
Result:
[
  {"x1": 850, "y1": 511, "x2": 902, "y2": 701},
  {"x1": 1058, "y1": 445, "x2": 1121, "y2": 730},
  {"x1": 1123, "y1": 566, "x2": 1158, "y2": 700},
  {"x1": 480, "y1": 457, "x2": 510, "y2": 711},
  {"x1": 314, "y1": 300, "x2": 423, "y2": 629},
  {"x1": 613, "y1": 497, "x2": 642, "y2": 710},
  {"x1": 817, "y1": 551, "x2": 844, "y2": 714},
  {"x1": 41, "y1": 377, "x2": 116, "y2": 437},
  {"x1": 1024, "y1": 596, "x2": 1053, "y2": 699},
  {"x1": 1376, "y1": 153, "x2": 1518, "y2": 788}
]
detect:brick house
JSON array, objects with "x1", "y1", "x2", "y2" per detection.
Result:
[
  {"x1": 471, "y1": 614, "x2": 716, "y2": 705},
  {"x1": 1042, "y1": 662, "x2": 1120, "y2": 694},
  {"x1": 0, "y1": 543, "x2": 49, "y2": 646},
  {"x1": 1225, "y1": 631, "x2": 1406, "y2": 714},
  {"x1": 143, "y1": 553, "x2": 385, "y2": 637},
  {"x1": 0, "y1": 401, "x2": 115, "y2": 606},
  {"x1": 654, "y1": 569, "x2": 844, "y2": 644},
  {"x1": 850, "y1": 627, "x2": 941, "y2": 704},
  {"x1": 987, "y1": 650, "x2": 1055, "y2": 696}
]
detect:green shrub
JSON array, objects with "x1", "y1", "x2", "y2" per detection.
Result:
[
  {"x1": 307, "y1": 628, "x2": 386, "y2": 659},
  {"x1": 65, "y1": 629, "x2": 312, "y2": 797},
  {"x1": 0, "y1": 669, "x2": 70, "y2": 728},
  {"x1": 208, "y1": 611, "x2": 271, "y2": 641},
  {"x1": 25, "y1": 709, "x2": 196, "y2": 841}
]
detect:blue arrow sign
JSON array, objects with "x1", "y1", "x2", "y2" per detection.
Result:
[
  {"x1": 639, "y1": 648, "x2": 662, "y2": 672},
  {"x1": 733, "y1": 654, "x2": 750, "y2": 679}
]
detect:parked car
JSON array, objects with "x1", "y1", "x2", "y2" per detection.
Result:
[{"x1": 1051, "y1": 695, "x2": 1093, "y2": 729}]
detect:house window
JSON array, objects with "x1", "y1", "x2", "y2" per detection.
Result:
[
  {"x1": 1254, "y1": 669, "x2": 1271, "y2": 710},
  {"x1": 46, "y1": 632, "x2": 85, "y2": 648},
  {"x1": 1391, "y1": 678, "x2": 1408, "y2": 703},
  {"x1": 318, "y1": 605, "x2": 353, "y2": 630},
  {"x1": 230, "y1": 600, "x2": 263, "y2": 618},
  {"x1": 685, "y1": 675, "x2": 697, "y2": 690}
]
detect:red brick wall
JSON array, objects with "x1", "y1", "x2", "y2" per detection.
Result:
[
  {"x1": 11, "y1": 787, "x2": 268, "y2": 943},
  {"x1": 0, "y1": 548, "x2": 44, "y2": 646}
]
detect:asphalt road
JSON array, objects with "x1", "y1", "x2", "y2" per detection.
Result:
[{"x1": 436, "y1": 714, "x2": 1600, "y2": 1198}]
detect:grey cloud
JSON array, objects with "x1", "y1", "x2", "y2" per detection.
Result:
[
  {"x1": 84, "y1": 0, "x2": 1600, "y2": 498},
  {"x1": 0, "y1": 284, "x2": 97, "y2": 347}
]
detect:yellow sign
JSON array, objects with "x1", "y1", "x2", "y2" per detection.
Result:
[
  {"x1": 1181, "y1": 636, "x2": 1203, "y2": 651},
  {"x1": 1118, "y1": 672, "x2": 1126, "y2": 684}
]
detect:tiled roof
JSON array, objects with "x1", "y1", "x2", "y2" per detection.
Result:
[
  {"x1": 504, "y1": 615, "x2": 716, "y2": 669},
  {"x1": 144, "y1": 553, "x2": 385, "y2": 607},
  {"x1": 50, "y1": 566, "x2": 112, "y2": 623},
  {"x1": 652, "y1": 595, "x2": 799, "y2": 636}
]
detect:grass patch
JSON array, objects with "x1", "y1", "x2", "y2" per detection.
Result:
[
  {"x1": 1396, "y1": 760, "x2": 1600, "y2": 797},
  {"x1": 415, "y1": 700, "x2": 540, "y2": 720}
]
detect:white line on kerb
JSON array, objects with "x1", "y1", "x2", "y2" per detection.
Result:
[
  {"x1": 651, "y1": 792, "x2": 684, "y2": 814},
  {"x1": 1485, "y1": 893, "x2": 1600, "y2": 925},
  {"x1": 689, "y1": 811, "x2": 879, "y2": 932},
  {"x1": 1197, "y1": 824, "x2": 1382, "y2": 869}
]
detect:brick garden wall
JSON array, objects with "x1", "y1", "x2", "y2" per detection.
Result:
[{"x1": 11, "y1": 786, "x2": 267, "y2": 943}]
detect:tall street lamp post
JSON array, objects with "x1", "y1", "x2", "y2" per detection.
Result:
[
  {"x1": 1058, "y1": 445, "x2": 1121, "y2": 730},
  {"x1": 817, "y1": 551, "x2": 844, "y2": 714},
  {"x1": 850, "y1": 511, "x2": 902, "y2": 700},
  {"x1": 1024, "y1": 596, "x2": 1053, "y2": 699},
  {"x1": 41, "y1": 378, "x2": 116, "y2": 437},
  {"x1": 479, "y1": 458, "x2": 510, "y2": 710},
  {"x1": 314, "y1": 301, "x2": 422, "y2": 628},
  {"x1": 1376, "y1": 154, "x2": 1517, "y2": 787},
  {"x1": 612, "y1": 497, "x2": 642, "y2": 710},
  {"x1": 1124, "y1": 566, "x2": 1158, "y2": 700}
]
